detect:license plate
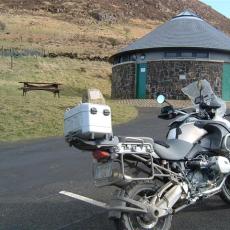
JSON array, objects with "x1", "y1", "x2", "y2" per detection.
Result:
[{"x1": 94, "y1": 162, "x2": 112, "y2": 180}]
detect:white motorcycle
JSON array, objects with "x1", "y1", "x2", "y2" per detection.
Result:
[{"x1": 65, "y1": 80, "x2": 230, "y2": 230}]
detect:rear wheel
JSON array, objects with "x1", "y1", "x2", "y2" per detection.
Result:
[
  {"x1": 220, "y1": 175, "x2": 230, "y2": 204},
  {"x1": 113, "y1": 180, "x2": 172, "y2": 230}
]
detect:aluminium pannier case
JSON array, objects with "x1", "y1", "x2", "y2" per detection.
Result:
[{"x1": 64, "y1": 103, "x2": 112, "y2": 142}]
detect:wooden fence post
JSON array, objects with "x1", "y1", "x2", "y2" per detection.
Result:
[{"x1": 10, "y1": 49, "x2": 13, "y2": 69}]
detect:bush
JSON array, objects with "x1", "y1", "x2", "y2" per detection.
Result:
[
  {"x1": 80, "y1": 67, "x2": 86, "y2": 72},
  {"x1": 0, "y1": 21, "x2": 6, "y2": 31},
  {"x1": 27, "y1": 37, "x2": 34, "y2": 43},
  {"x1": 107, "y1": 37, "x2": 120, "y2": 47}
]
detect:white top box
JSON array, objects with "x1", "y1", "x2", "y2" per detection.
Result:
[{"x1": 64, "y1": 103, "x2": 112, "y2": 140}]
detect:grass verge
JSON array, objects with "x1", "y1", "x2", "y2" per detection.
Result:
[{"x1": 0, "y1": 56, "x2": 137, "y2": 142}]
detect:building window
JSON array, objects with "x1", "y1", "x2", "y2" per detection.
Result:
[
  {"x1": 140, "y1": 54, "x2": 146, "y2": 60},
  {"x1": 113, "y1": 57, "x2": 121, "y2": 64},
  {"x1": 179, "y1": 74, "x2": 186, "y2": 80},
  {"x1": 196, "y1": 52, "x2": 209, "y2": 58},
  {"x1": 181, "y1": 52, "x2": 193, "y2": 58},
  {"x1": 122, "y1": 55, "x2": 130, "y2": 62},
  {"x1": 131, "y1": 54, "x2": 137, "y2": 61},
  {"x1": 164, "y1": 51, "x2": 209, "y2": 59},
  {"x1": 165, "y1": 52, "x2": 177, "y2": 58}
]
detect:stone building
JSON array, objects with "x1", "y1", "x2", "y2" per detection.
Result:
[{"x1": 110, "y1": 10, "x2": 230, "y2": 100}]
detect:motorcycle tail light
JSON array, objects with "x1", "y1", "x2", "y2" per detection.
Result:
[{"x1": 92, "y1": 150, "x2": 110, "y2": 160}]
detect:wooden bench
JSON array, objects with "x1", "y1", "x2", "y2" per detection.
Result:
[{"x1": 19, "y1": 82, "x2": 62, "y2": 97}]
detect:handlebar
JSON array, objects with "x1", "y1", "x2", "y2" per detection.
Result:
[
  {"x1": 168, "y1": 108, "x2": 210, "y2": 120},
  {"x1": 158, "y1": 100, "x2": 216, "y2": 120},
  {"x1": 174, "y1": 109, "x2": 188, "y2": 116}
]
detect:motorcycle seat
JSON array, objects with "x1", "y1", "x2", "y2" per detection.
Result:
[
  {"x1": 194, "y1": 120, "x2": 230, "y2": 132},
  {"x1": 154, "y1": 139, "x2": 193, "y2": 160}
]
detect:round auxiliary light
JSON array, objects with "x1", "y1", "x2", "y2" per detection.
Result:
[
  {"x1": 103, "y1": 109, "x2": 110, "y2": 116},
  {"x1": 90, "y1": 107, "x2": 97, "y2": 114}
]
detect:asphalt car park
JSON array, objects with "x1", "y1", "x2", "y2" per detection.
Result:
[{"x1": 0, "y1": 108, "x2": 230, "y2": 230}]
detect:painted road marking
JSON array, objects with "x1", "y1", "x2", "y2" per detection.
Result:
[{"x1": 59, "y1": 191, "x2": 108, "y2": 209}]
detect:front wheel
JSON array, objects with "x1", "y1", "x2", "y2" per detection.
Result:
[
  {"x1": 220, "y1": 175, "x2": 230, "y2": 204},
  {"x1": 113, "y1": 180, "x2": 172, "y2": 230}
]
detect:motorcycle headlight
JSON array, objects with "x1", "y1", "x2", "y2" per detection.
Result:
[{"x1": 223, "y1": 134, "x2": 230, "y2": 152}]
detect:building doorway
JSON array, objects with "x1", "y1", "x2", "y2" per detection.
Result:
[
  {"x1": 136, "y1": 63, "x2": 147, "y2": 99},
  {"x1": 222, "y1": 63, "x2": 230, "y2": 101}
]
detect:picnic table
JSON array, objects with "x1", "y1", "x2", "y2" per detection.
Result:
[{"x1": 19, "y1": 82, "x2": 62, "y2": 97}]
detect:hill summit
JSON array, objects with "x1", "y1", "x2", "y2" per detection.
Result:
[{"x1": 0, "y1": 0, "x2": 229, "y2": 31}]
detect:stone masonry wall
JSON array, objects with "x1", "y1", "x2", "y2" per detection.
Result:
[
  {"x1": 111, "y1": 62, "x2": 136, "y2": 99},
  {"x1": 147, "y1": 60, "x2": 223, "y2": 99},
  {"x1": 111, "y1": 60, "x2": 223, "y2": 99}
]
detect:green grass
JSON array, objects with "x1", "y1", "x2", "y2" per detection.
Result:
[
  {"x1": 0, "y1": 11, "x2": 155, "y2": 142},
  {"x1": 0, "y1": 56, "x2": 137, "y2": 142}
]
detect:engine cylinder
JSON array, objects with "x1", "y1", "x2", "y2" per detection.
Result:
[{"x1": 210, "y1": 156, "x2": 230, "y2": 174}]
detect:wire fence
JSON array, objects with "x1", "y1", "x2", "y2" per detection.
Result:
[
  {"x1": 0, "y1": 46, "x2": 109, "y2": 69},
  {"x1": 0, "y1": 47, "x2": 45, "y2": 58},
  {"x1": 0, "y1": 47, "x2": 46, "y2": 69},
  {"x1": 0, "y1": 46, "x2": 109, "y2": 60}
]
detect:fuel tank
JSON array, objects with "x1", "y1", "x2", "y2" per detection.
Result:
[{"x1": 167, "y1": 122, "x2": 207, "y2": 144}]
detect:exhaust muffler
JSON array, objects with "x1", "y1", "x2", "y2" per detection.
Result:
[{"x1": 151, "y1": 183, "x2": 186, "y2": 217}]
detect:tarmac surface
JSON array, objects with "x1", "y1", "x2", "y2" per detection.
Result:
[{"x1": 0, "y1": 107, "x2": 230, "y2": 230}]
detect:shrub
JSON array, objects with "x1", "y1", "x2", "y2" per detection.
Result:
[
  {"x1": 27, "y1": 37, "x2": 34, "y2": 43},
  {"x1": 80, "y1": 67, "x2": 86, "y2": 72},
  {"x1": 107, "y1": 37, "x2": 120, "y2": 47}
]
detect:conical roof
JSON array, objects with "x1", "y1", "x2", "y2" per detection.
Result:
[{"x1": 112, "y1": 10, "x2": 230, "y2": 58}]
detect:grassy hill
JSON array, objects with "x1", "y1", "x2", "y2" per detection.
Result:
[
  {"x1": 0, "y1": 0, "x2": 229, "y2": 59},
  {"x1": 0, "y1": 13, "x2": 156, "y2": 59},
  {"x1": 0, "y1": 9, "x2": 141, "y2": 142}
]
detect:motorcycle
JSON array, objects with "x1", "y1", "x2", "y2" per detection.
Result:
[{"x1": 65, "y1": 80, "x2": 230, "y2": 230}]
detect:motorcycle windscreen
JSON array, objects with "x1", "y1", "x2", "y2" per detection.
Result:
[{"x1": 181, "y1": 79, "x2": 226, "y2": 117}]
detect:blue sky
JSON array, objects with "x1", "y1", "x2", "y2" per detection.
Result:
[{"x1": 200, "y1": 0, "x2": 230, "y2": 18}]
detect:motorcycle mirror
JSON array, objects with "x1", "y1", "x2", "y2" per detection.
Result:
[{"x1": 157, "y1": 95, "x2": 165, "y2": 104}]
